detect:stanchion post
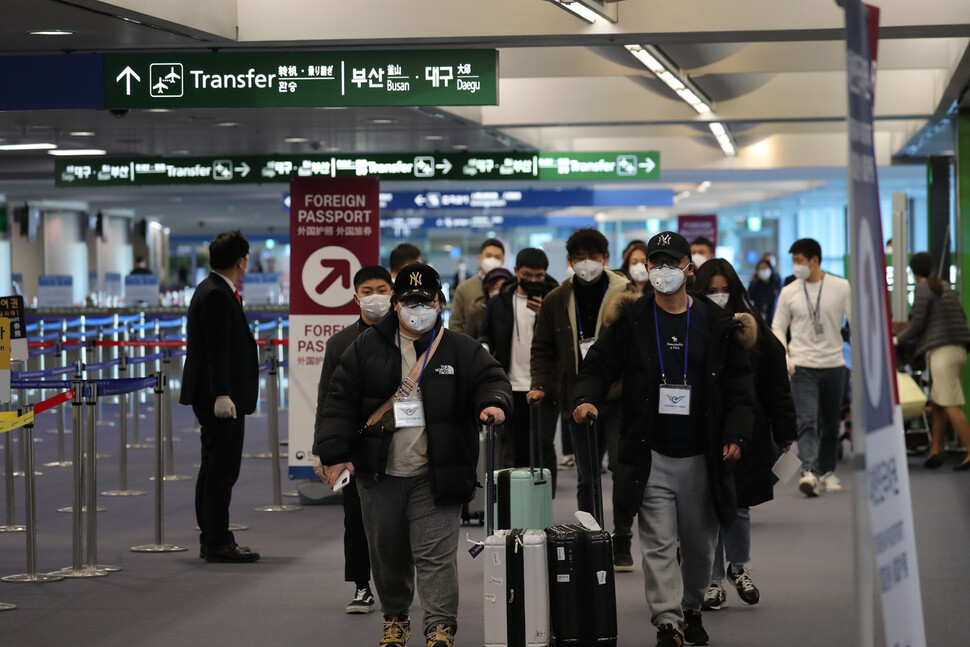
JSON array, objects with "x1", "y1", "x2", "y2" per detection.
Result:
[
  {"x1": 102, "y1": 353, "x2": 145, "y2": 497},
  {"x1": 255, "y1": 356, "x2": 301, "y2": 513},
  {"x1": 131, "y1": 372, "x2": 186, "y2": 553},
  {"x1": 0, "y1": 401, "x2": 25, "y2": 533},
  {"x1": 161, "y1": 349, "x2": 189, "y2": 481},
  {"x1": 3, "y1": 406, "x2": 64, "y2": 583},
  {"x1": 84, "y1": 383, "x2": 119, "y2": 573},
  {"x1": 51, "y1": 382, "x2": 106, "y2": 578}
]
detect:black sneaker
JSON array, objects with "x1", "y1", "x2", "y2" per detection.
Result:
[
  {"x1": 612, "y1": 541, "x2": 634, "y2": 573},
  {"x1": 727, "y1": 563, "x2": 761, "y2": 605},
  {"x1": 701, "y1": 581, "x2": 727, "y2": 610},
  {"x1": 656, "y1": 623, "x2": 684, "y2": 647},
  {"x1": 346, "y1": 587, "x2": 375, "y2": 614},
  {"x1": 682, "y1": 610, "x2": 709, "y2": 646}
]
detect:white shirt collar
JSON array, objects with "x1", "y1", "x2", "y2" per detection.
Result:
[{"x1": 213, "y1": 270, "x2": 237, "y2": 293}]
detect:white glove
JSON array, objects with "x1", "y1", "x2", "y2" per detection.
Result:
[
  {"x1": 214, "y1": 396, "x2": 237, "y2": 419},
  {"x1": 312, "y1": 455, "x2": 326, "y2": 481},
  {"x1": 786, "y1": 355, "x2": 796, "y2": 376}
]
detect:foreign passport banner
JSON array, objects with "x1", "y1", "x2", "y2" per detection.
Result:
[
  {"x1": 288, "y1": 177, "x2": 380, "y2": 479},
  {"x1": 844, "y1": 3, "x2": 926, "y2": 647}
]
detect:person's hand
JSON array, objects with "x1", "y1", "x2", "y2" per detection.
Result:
[
  {"x1": 214, "y1": 396, "x2": 236, "y2": 419},
  {"x1": 786, "y1": 356, "x2": 796, "y2": 376},
  {"x1": 312, "y1": 455, "x2": 326, "y2": 481},
  {"x1": 526, "y1": 389, "x2": 545, "y2": 405},
  {"x1": 723, "y1": 443, "x2": 741, "y2": 461},
  {"x1": 892, "y1": 320, "x2": 909, "y2": 335},
  {"x1": 779, "y1": 442, "x2": 793, "y2": 453},
  {"x1": 573, "y1": 403, "x2": 598, "y2": 424},
  {"x1": 526, "y1": 296, "x2": 543, "y2": 314},
  {"x1": 324, "y1": 462, "x2": 355, "y2": 489},
  {"x1": 480, "y1": 407, "x2": 505, "y2": 425}
]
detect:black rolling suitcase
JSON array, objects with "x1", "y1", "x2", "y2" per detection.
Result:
[{"x1": 545, "y1": 414, "x2": 617, "y2": 647}]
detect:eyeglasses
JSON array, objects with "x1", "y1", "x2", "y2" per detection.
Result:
[{"x1": 401, "y1": 296, "x2": 436, "y2": 307}]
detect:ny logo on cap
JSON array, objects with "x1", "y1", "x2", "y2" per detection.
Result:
[
  {"x1": 659, "y1": 234, "x2": 671, "y2": 246},
  {"x1": 409, "y1": 271, "x2": 423, "y2": 286}
]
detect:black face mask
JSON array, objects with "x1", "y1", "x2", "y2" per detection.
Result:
[{"x1": 522, "y1": 280, "x2": 549, "y2": 300}]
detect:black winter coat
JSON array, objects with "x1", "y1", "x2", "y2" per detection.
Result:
[
  {"x1": 574, "y1": 292, "x2": 756, "y2": 527},
  {"x1": 732, "y1": 312, "x2": 797, "y2": 508},
  {"x1": 478, "y1": 276, "x2": 559, "y2": 372},
  {"x1": 317, "y1": 315, "x2": 512, "y2": 505}
]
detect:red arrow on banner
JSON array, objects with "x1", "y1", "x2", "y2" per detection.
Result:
[{"x1": 315, "y1": 258, "x2": 351, "y2": 295}]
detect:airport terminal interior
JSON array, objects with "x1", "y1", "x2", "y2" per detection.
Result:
[{"x1": 1, "y1": 1, "x2": 970, "y2": 646}]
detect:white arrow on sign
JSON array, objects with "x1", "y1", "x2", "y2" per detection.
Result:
[
  {"x1": 116, "y1": 66, "x2": 142, "y2": 96},
  {"x1": 435, "y1": 159, "x2": 453, "y2": 174},
  {"x1": 235, "y1": 162, "x2": 251, "y2": 178},
  {"x1": 639, "y1": 158, "x2": 656, "y2": 174},
  {"x1": 414, "y1": 194, "x2": 427, "y2": 206}
]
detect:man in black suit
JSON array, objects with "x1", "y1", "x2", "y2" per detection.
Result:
[{"x1": 180, "y1": 230, "x2": 260, "y2": 563}]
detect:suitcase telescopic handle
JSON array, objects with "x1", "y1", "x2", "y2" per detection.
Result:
[
  {"x1": 484, "y1": 417, "x2": 496, "y2": 538},
  {"x1": 585, "y1": 412, "x2": 604, "y2": 528}
]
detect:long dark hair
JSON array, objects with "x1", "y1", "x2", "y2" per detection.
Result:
[
  {"x1": 910, "y1": 252, "x2": 945, "y2": 296},
  {"x1": 693, "y1": 258, "x2": 762, "y2": 322}
]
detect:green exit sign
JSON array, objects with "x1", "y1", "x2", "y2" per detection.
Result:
[{"x1": 104, "y1": 50, "x2": 497, "y2": 109}]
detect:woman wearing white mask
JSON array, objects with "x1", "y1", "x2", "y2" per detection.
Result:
[
  {"x1": 692, "y1": 258, "x2": 796, "y2": 613},
  {"x1": 620, "y1": 241, "x2": 650, "y2": 293},
  {"x1": 747, "y1": 257, "x2": 782, "y2": 324}
]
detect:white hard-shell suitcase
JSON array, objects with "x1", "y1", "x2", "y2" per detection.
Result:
[{"x1": 483, "y1": 528, "x2": 551, "y2": 647}]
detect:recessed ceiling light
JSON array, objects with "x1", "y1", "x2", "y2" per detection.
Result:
[
  {"x1": 146, "y1": 109, "x2": 171, "y2": 113},
  {"x1": 70, "y1": 131, "x2": 96, "y2": 137},
  {"x1": 0, "y1": 143, "x2": 57, "y2": 151},
  {"x1": 452, "y1": 144, "x2": 468, "y2": 150},
  {"x1": 171, "y1": 150, "x2": 191, "y2": 154},
  {"x1": 284, "y1": 137, "x2": 309, "y2": 143},
  {"x1": 27, "y1": 30, "x2": 75, "y2": 36},
  {"x1": 324, "y1": 146, "x2": 342, "y2": 152},
  {"x1": 370, "y1": 118, "x2": 396, "y2": 124},
  {"x1": 48, "y1": 149, "x2": 106, "y2": 156},
  {"x1": 215, "y1": 122, "x2": 240, "y2": 127},
  {"x1": 424, "y1": 135, "x2": 444, "y2": 141}
]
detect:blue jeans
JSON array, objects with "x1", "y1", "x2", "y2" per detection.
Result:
[
  {"x1": 358, "y1": 474, "x2": 462, "y2": 635},
  {"x1": 790, "y1": 366, "x2": 846, "y2": 476},
  {"x1": 711, "y1": 507, "x2": 751, "y2": 580}
]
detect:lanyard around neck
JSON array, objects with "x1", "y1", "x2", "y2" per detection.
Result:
[
  {"x1": 802, "y1": 274, "x2": 825, "y2": 322},
  {"x1": 397, "y1": 326, "x2": 435, "y2": 393},
  {"x1": 574, "y1": 278, "x2": 608, "y2": 340},
  {"x1": 654, "y1": 299, "x2": 690, "y2": 385}
]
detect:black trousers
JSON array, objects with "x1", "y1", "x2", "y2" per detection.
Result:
[
  {"x1": 342, "y1": 475, "x2": 371, "y2": 585},
  {"x1": 193, "y1": 402, "x2": 246, "y2": 549},
  {"x1": 497, "y1": 391, "x2": 559, "y2": 493}
]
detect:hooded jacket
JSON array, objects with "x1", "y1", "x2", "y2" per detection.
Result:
[
  {"x1": 733, "y1": 311, "x2": 797, "y2": 507},
  {"x1": 573, "y1": 291, "x2": 756, "y2": 526},
  {"x1": 317, "y1": 313, "x2": 512, "y2": 505}
]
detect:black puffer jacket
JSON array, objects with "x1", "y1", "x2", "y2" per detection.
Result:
[
  {"x1": 478, "y1": 276, "x2": 559, "y2": 371},
  {"x1": 733, "y1": 312, "x2": 797, "y2": 507},
  {"x1": 318, "y1": 314, "x2": 512, "y2": 505},
  {"x1": 574, "y1": 292, "x2": 756, "y2": 526}
]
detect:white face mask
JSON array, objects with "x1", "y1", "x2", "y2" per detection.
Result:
[
  {"x1": 792, "y1": 264, "x2": 811, "y2": 280},
  {"x1": 572, "y1": 260, "x2": 604, "y2": 283},
  {"x1": 628, "y1": 262, "x2": 649, "y2": 283},
  {"x1": 480, "y1": 257, "x2": 503, "y2": 275},
  {"x1": 757, "y1": 268, "x2": 772, "y2": 282},
  {"x1": 400, "y1": 303, "x2": 438, "y2": 333},
  {"x1": 358, "y1": 294, "x2": 391, "y2": 321},
  {"x1": 649, "y1": 265, "x2": 687, "y2": 295},
  {"x1": 692, "y1": 254, "x2": 709, "y2": 268},
  {"x1": 709, "y1": 293, "x2": 730, "y2": 309}
]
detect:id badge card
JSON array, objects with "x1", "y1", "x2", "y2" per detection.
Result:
[
  {"x1": 393, "y1": 398, "x2": 426, "y2": 428},
  {"x1": 813, "y1": 322, "x2": 825, "y2": 340},
  {"x1": 658, "y1": 384, "x2": 691, "y2": 416},
  {"x1": 579, "y1": 337, "x2": 596, "y2": 360}
]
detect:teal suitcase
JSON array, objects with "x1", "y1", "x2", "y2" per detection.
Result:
[{"x1": 486, "y1": 406, "x2": 554, "y2": 531}]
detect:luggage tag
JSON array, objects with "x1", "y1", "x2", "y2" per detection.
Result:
[
  {"x1": 393, "y1": 395, "x2": 426, "y2": 428},
  {"x1": 658, "y1": 384, "x2": 691, "y2": 416},
  {"x1": 579, "y1": 337, "x2": 596, "y2": 360}
]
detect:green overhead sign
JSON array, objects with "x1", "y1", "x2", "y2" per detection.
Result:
[
  {"x1": 103, "y1": 50, "x2": 497, "y2": 108},
  {"x1": 55, "y1": 151, "x2": 660, "y2": 186}
]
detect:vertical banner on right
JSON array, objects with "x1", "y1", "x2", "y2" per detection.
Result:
[{"x1": 844, "y1": 2, "x2": 927, "y2": 646}]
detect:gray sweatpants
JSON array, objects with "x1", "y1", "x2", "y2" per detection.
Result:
[
  {"x1": 639, "y1": 451, "x2": 719, "y2": 628},
  {"x1": 358, "y1": 474, "x2": 462, "y2": 636}
]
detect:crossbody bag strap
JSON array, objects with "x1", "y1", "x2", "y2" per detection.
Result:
[{"x1": 364, "y1": 328, "x2": 444, "y2": 427}]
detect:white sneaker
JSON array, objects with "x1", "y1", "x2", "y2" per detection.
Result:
[
  {"x1": 798, "y1": 470, "x2": 819, "y2": 497},
  {"x1": 819, "y1": 472, "x2": 843, "y2": 493}
]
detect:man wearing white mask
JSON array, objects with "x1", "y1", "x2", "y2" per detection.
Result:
[
  {"x1": 572, "y1": 230, "x2": 755, "y2": 647},
  {"x1": 318, "y1": 262, "x2": 512, "y2": 647},
  {"x1": 530, "y1": 227, "x2": 637, "y2": 572},
  {"x1": 771, "y1": 238, "x2": 852, "y2": 498},
  {"x1": 450, "y1": 238, "x2": 505, "y2": 338},
  {"x1": 690, "y1": 236, "x2": 716, "y2": 268},
  {"x1": 313, "y1": 265, "x2": 393, "y2": 615}
]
